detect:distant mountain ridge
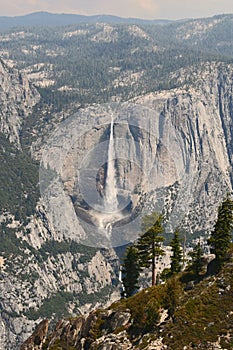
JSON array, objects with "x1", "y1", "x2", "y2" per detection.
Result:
[{"x1": 0, "y1": 11, "x2": 178, "y2": 29}]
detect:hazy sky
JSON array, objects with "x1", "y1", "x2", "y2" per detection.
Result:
[{"x1": 0, "y1": 0, "x2": 233, "y2": 20}]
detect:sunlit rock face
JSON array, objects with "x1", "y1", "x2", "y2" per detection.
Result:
[
  {"x1": 41, "y1": 63, "x2": 233, "y2": 247},
  {"x1": 0, "y1": 59, "x2": 40, "y2": 146},
  {"x1": 2, "y1": 61, "x2": 233, "y2": 350}
]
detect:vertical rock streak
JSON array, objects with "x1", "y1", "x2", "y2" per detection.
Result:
[{"x1": 104, "y1": 116, "x2": 118, "y2": 212}]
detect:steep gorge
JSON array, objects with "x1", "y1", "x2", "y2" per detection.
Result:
[
  {"x1": 40, "y1": 62, "x2": 233, "y2": 249},
  {"x1": 1, "y1": 59, "x2": 233, "y2": 349}
]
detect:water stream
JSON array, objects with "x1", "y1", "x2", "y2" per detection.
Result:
[
  {"x1": 102, "y1": 116, "x2": 121, "y2": 238},
  {"x1": 104, "y1": 115, "x2": 118, "y2": 213}
]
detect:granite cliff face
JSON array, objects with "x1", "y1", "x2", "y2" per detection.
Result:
[
  {"x1": 1, "y1": 59, "x2": 233, "y2": 350},
  {"x1": 133, "y1": 62, "x2": 233, "y2": 233},
  {"x1": 40, "y1": 62, "x2": 233, "y2": 248},
  {"x1": 0, "y1": 59, "x2": 40, "y2": 145},
  {"x1": 0, "y1": 60, "x2": 121, "y2": 350},
  {"x1": 0, "y1": 210, "x2": 121, "y2": 350}
]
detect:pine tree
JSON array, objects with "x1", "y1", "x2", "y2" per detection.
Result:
[
  {"x1": 137, "y1": 213, "x2": 165, "y2": 286},
  {"x1": 164, "y1": 276, "x2": 183, "y2": 318},
  {"x1": 188, "y1": 241, "x2": 204, "y2": 276},
  {"x1": 122, "y1": 245, "x2": 141, "y2": 297},
  {"x1": 208, "y1": 195, "x2": 233, "y2": 266},
  {"x1": 170, "y1": 229, "x2": 182, "y2": 274}
]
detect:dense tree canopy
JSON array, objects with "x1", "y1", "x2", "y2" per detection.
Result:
[
  {"x1": 188, "y1": 241, "x2": 205, "y2": 276},
  {"x1": 170, "y1": 229, "x2": 183, "y2": 274},
  {"x1": 122, "y1": 245, "x2": 141, "y2": 297},
  {"x1": 208, "y1": 195, "x2": 233, "y2": 266}
]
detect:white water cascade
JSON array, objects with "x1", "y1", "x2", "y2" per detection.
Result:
[
  {"x1": 104, "y1": 116, "x2": 118, "y2": 213},
  {"x1": 98, "y1": 116, "x2": 120, "y2": 239}
]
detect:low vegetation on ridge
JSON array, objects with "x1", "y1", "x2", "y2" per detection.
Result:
[
  {"x1": 21, "y1": 197, "x2": 233, "y2": 349},
  {"x1": 22, "y1": 248, "x2": 233, "y2": 349}
]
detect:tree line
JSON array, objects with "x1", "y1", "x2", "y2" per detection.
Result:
[{"x1": 122, "y1": 195, "x2": 233, "y2": 298}]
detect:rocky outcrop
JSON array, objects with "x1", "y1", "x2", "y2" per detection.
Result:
[
  {"x1": 20, "y1": 259, "x2": 233, "y2": 350},
  {"x1": 20, "y1": 320, "x2": 49, "y2": 350},
  {"x1": 0, "y1": 58, "x2": 40, "y2": 145},
  {"x1": 20, "y1": 309, "x2": 133, "y2": 350},
  {"x1": 0, "y1": 233, "x2": 120, "y2": 350}
]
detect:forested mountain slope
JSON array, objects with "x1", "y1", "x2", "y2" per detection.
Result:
[{"x1": 1, "y1": 14, "x2": 233, "y2": 349}]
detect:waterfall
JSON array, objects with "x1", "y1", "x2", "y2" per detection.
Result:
[
  {"x1": 119, "y1": 266, "x2": 125, "y2": 296},
  {"x1": 104, "y1": 116, "x2": 118, "y2": 213}
]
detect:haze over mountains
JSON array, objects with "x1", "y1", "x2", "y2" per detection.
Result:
[{"x1": 0, "y1": 11, "x2": 176, "y2": 29}]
